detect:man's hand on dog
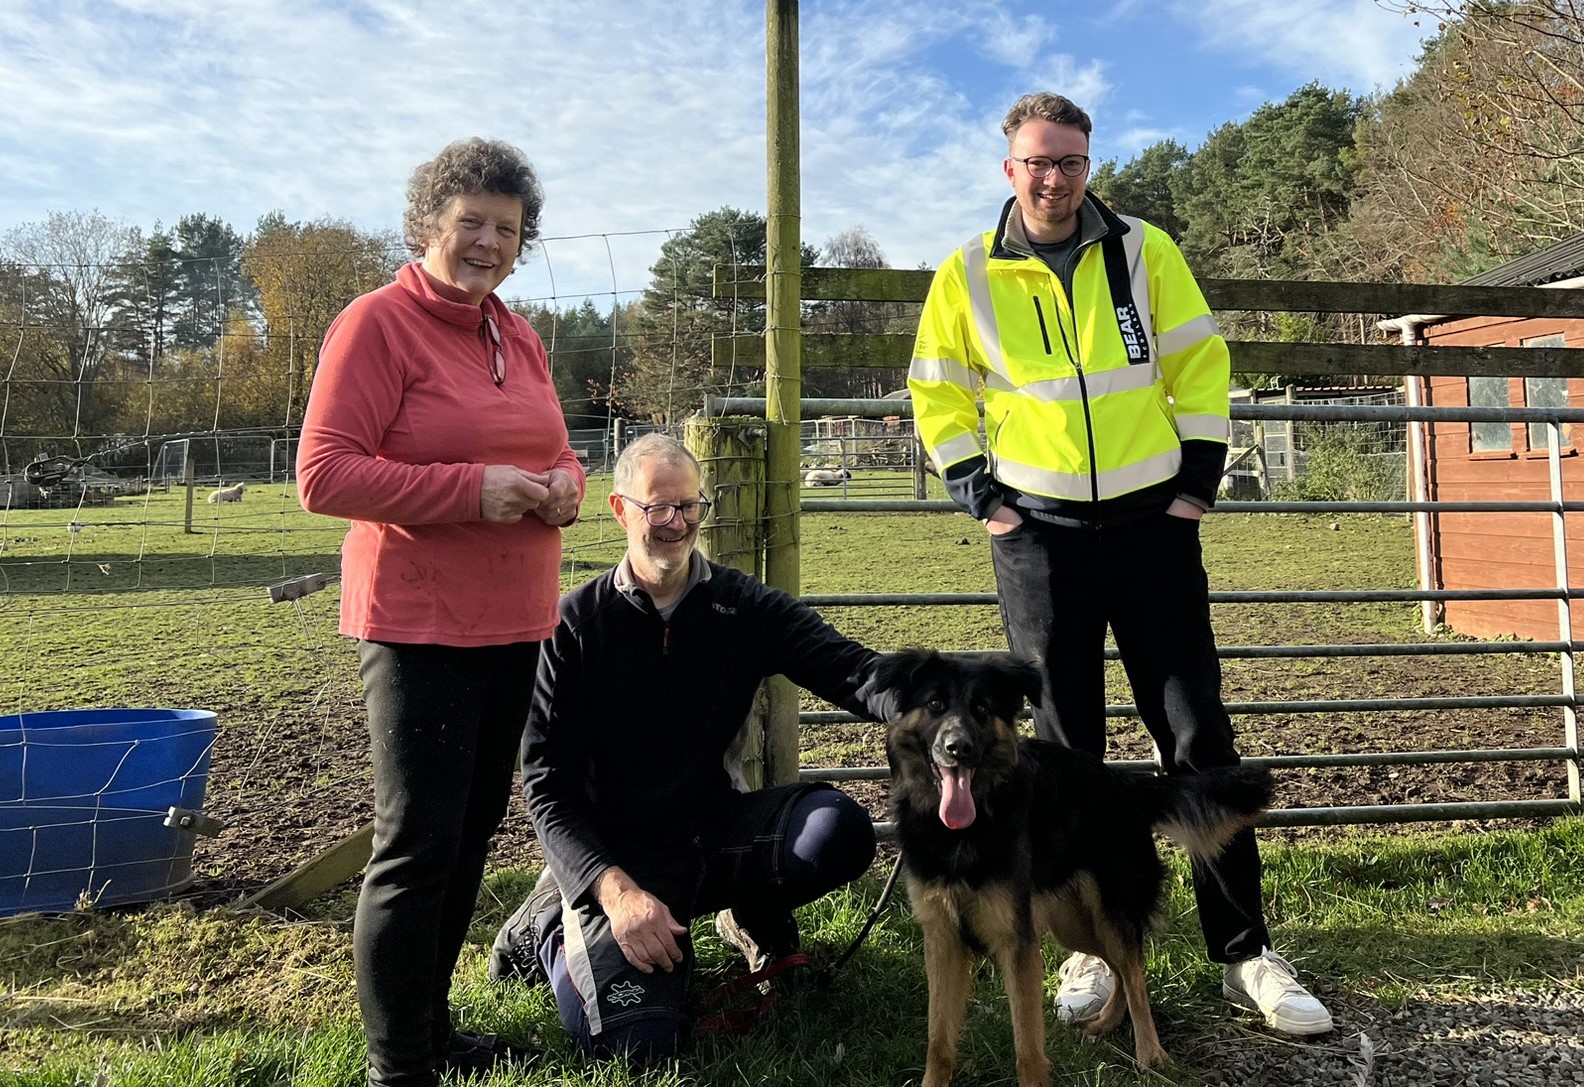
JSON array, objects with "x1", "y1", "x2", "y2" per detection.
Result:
[{"x1": 595, "y1": 866, "x2": 688, "y2": 973}]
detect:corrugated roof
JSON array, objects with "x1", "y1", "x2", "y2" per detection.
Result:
[{"x1": 1463, "y1": 234, "x2": 1584, "y2": 287}]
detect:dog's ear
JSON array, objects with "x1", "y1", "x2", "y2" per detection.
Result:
[
  {"x1": 859, "y1": 648, "x2": 935, "y2": 717},
  {"x1": 1002, "y1": 656, "x2": 1046, "y2": 709}
]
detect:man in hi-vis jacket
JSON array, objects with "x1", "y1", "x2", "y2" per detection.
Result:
[{"x1": 908, "y1": 91, "x2": 1333, "y2": 1038}]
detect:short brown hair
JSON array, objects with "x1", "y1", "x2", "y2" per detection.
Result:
[
  {"x1": 1001, "y1": 93, "x2": 1093, "y2": 146},
  {"x1": 403, "y1": 137, "x2": 544, "y2": 265}
]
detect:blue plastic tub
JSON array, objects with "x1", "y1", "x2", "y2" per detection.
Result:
[{"x1": 0, "y1": 708, "x2": 218, "y2": 915}]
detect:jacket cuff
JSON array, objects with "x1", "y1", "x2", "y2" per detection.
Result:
[
  {"x1": 1177, "y1": 440, "x2": 1227, "y2": 509},
  {"x1": 942, "y1": 455, "x2": 1001, "y2": 520}
]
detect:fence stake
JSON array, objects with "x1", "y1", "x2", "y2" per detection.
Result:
[
  {"x1": 688, "y1": 415, "x2": 768, "y2": 790},
  {"x1": 183, "y1": 448, "x2": 195, "y2": 534},
  {"x1": 763, "y1": 0, "x2": 802, "y2": 787}
]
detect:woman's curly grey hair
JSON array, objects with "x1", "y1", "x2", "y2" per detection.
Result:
[{"x1": 403, "y1": 137, "x2": 544, "y2": 264}]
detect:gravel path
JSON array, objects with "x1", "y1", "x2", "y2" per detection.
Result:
[{"x1": 1184, "y1": 985, "x2": 1584, "y2": 1086}]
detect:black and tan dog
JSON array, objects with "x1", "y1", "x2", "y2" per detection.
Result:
[{"x1": 877, "y1": 649, "x2": 1273, "y2": 1083}]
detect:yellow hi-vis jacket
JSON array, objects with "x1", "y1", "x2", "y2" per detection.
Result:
[{"x1": 909, "y1": 194, "x2": 1229, "y2": 525}]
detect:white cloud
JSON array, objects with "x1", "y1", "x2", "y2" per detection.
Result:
[
  {"x1": 0, "y1": 0, "x2": 1434, "y2": 304},
  {"x1": 1185, "y1": 0, "x2": 1431, "y2": 94}
]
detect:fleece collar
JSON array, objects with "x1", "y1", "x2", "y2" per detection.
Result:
[
  {"x1": 990, "y1": 191, "x2": 1128, "y2": 261},
  {"x1": 395, "y1": 262, "x2": 509, "y2": 330},
  {"x1": 614, "y1": 550, "x2": 712, "y2": 613}
]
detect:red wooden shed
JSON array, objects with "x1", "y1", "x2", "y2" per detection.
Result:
[{"x1": 1381, "y1": 236, "x2": 1584, "y2": 640}]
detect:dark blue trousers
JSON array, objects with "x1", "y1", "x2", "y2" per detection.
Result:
[{"x1": 540, "y1": 784, "x2": 875, "y2": 1063}]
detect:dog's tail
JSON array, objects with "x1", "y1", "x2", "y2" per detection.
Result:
[{"x1": 1137, "y1": 766, "x2": 1274, "y2": 860}]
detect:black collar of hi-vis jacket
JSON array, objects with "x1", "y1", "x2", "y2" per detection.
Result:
[{"x1": 988, "y1": 192, "x2": 1152, "y2": 365}]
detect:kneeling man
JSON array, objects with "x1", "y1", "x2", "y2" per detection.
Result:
[{"x1": 491, "y1": 433, "x2": 896, "y2": 1064}]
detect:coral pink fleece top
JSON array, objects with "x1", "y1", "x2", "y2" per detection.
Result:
[{"x1": 297, "y1": 263, "x2": 585, "y2": 646}]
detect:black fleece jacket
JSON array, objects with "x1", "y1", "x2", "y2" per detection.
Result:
[{"x1": 520, "y1": 558, "x2": 896, "y2": 907}]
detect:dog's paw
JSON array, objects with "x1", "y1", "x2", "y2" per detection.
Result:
[{"x1": 1134, "y1": 1041, "x2": 1170, "y2": 1069}]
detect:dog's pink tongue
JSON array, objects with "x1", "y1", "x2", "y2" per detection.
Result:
[{"x1": 938, "y1": 766, "x2": 976, "y2": 829}]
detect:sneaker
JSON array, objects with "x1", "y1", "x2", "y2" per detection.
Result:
[
  {"x1": 438, "y1": 1030, "x2": 533, "y2": 1079},
  {"x1": 714, "y1": 908, "x2": 809, "y2": 991},
  {"x1": 488, "y1": 869, "x2": 560, "y2": 984},
  {"x1": 1055, "y1": 952, "x2": 1114, "y2": 1024},
  {"x1": 1222, "y1": 948, "x2": 1334, "y2": 1035}
]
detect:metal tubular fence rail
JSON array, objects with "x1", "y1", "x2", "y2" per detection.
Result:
[{"x1": 716, "y1": 395, "x2": 1584, "y2": 827}]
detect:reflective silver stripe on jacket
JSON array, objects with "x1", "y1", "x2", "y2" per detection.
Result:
[
  {"x1": 1157, "y1": 312, "x2": 1221, "y2": 358},
  {"x1": 908, "y1": 356, "x2": 976, "y2": 389},
  {"x1": 929, "y1": 430, "x2": 985, "y2": 467},
  {"x1": 1017, "y1": 363, "x2": 1157, "y2": 404},
  {"x1": 962, "y1": 236, "x2": 1012, "y2": 384},
  {"x1": 1175, "y1": 412, "x2": 1231, "y2": 442},
  {"x1": 995, "y1": 445, "x2": 1184, "y2": 501}
]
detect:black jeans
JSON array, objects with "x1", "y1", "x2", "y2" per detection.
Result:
[
  {"x1": 988, "y1": 511, "x2": 1270, "y2": 963},
  {"x1": 355, "y1": 639, "x2": 540, "y2": 1087}
]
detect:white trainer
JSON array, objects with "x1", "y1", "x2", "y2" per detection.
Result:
[
  {"x1": 1055, "y1": 952, "x2": 1114, "y2": 1024},
  {"x1": 1222, "y1": 948, "x2": 1334, "y2": 1035}
]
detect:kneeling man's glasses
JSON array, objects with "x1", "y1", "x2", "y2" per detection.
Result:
[{"x1": 618, "y1": 495, "x2": 712, "y2": 525}]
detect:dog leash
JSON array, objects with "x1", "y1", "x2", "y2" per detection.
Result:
[
  {"x1": 694, "y1": 853, "x2": 905, "y2": 1035},
  {"x1": 818, "y1": 852, "x2": 905, "y2": 985},
  {"x1": 694, "y1": 952, "x2": 813, "y2": 1036}
]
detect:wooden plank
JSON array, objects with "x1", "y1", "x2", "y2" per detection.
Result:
[
  {"x1": 712, "y1": 333, "x2": 911, "y2": 369},
  {"x1": 236, "y1": 821, "x2": 374, "y2": 912},
  {"x1": 1231, "y1": 342, "x2": 1584, "y2": 378},
  {"x1": 1205, "y1": 280, "x2": 1584, "y2": 319},
  {"x1": 714, "y1": 264, "x2": 1584, "y2": 319},
  {"x1": 1440, "y1": 532, "x2": 1584, "y2": 568},
  {"x1": 1443, "y1": 600, "x2": 1566, "y2": 641},
  {"x1": 711, "y1": 334, "x2": 1584, "y2": 378},
  {"x1": 715, "y1": 265, "x2": 932, "y2": 303}
]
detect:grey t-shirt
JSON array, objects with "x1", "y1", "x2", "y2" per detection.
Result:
[{"x1": 1030, "y1": 233, "x2": 1082, "y2": 301}]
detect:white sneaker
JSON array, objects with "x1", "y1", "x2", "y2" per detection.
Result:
[
  {"x1": 1055, "y1": 952, "x2": 1114, "y2": 1024},
  {"x1": 1222, "y1": 948, "x2": 1334, "y2": 1035}
]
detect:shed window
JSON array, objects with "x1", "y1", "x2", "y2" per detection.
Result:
[
  {"x1": 1468, "y1": 375, "x2": 1511, "y2": 453},
  {"x1": 1523, "y1": 334, "x2": 1570, "y2": 451}
]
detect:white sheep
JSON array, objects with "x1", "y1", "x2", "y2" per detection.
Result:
[
  {"x1": 207, "y1": 481, "x2": 248, "y2": 504},
  {"x1": 802, "y1": 468, "x2": 852, "y2": 487}
]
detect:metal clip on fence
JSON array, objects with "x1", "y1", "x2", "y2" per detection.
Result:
[{"x1": 164, "y1": 806, "x2": 226, "y2": 837}]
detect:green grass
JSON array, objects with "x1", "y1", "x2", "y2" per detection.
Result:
[
  {"x1": 6, "y1": 820, "x2": 1584, "y2": 1085},
  {"x1": 2, "y1": 470, "x2": 1579, "y2": 1083}
]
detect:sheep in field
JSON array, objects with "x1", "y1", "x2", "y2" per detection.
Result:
[
  {"x1": 802, "y1": 468, "x2": 852, "y2": 487},
  {"x1": 207, "y1": 481, "x2": 248, "y2": 504}
]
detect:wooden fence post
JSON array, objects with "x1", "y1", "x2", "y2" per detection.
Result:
[
  {"x1": 688, "y1": 415, "x2": 766, "y2": 579},
  {"x1": 686, "y1": 415, "x2": 768, "y2": 789}
]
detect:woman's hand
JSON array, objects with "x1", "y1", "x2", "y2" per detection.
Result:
[
  {"x1": 480, "y1": 465, "x2": 551, "y2": 523},
  {"x1": 531, "y1": 469, "x2": 582, "y2": 526},
  {"x1": 1165, "y1": 497, "x2": 1204, "y2": 521}
]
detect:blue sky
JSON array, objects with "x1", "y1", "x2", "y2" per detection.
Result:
[{"x1": 0, "y1": 0, "x2": 1435, "y2": 308}]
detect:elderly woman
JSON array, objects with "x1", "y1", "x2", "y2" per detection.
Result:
[{"x1": 297, "y1": 137, "x2": 584, "y2": 1087}]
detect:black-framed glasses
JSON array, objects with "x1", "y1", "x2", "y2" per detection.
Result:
[
  {"x1": 482, "y1": 314, "x2": 506, "y2": 386},
  {"x1": 1012, "y1": 154, "x2": 1090, "y2": 178},
  {"x1": 616, "y1": 493, "x2": 712, "y2": 526}
]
